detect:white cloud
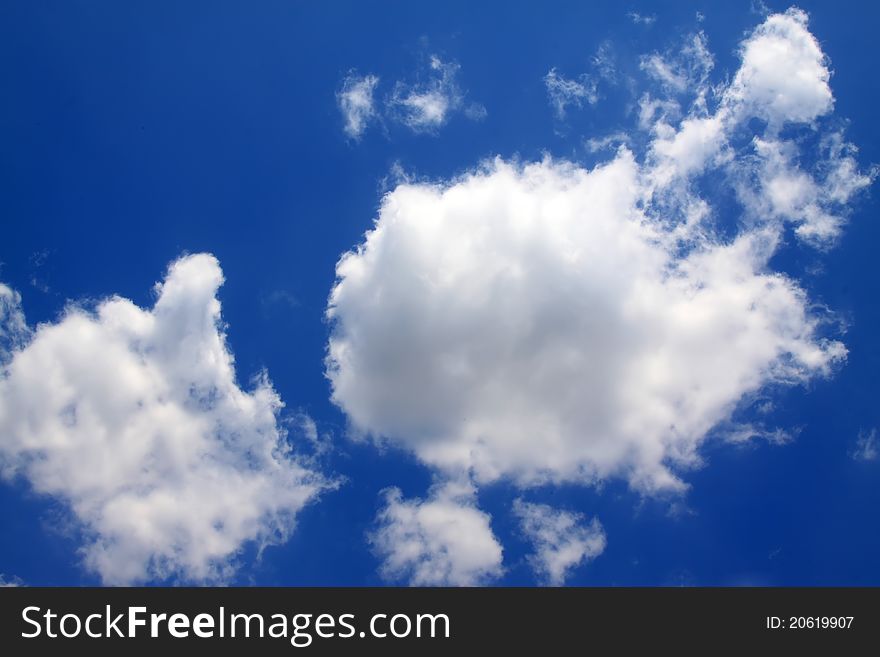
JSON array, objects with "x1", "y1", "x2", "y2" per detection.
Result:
[
  {"x1": 0, "y1": 573, "x2": 23, "y2": 587},
  {"x1": 641, "y1": 55, "x2": 688, "y2": 93},
  {"x1": 327, "y1": 152, "x2": 845, "y2": 495},
  {"x1": 388, "y1": 56, "x2": 480, "y2": 133},
  {"x1": 641, "y1": 32, "x2": 713, "y2": 96},
  {"x1": 337, "y1": 72, "x2": 380, "y2": 139},
  {"x1": 0, "y1": 254, "x2": 333, "y2": 584},
  {"x1": 723, "y1": 424, "x2": 795, "y2": 445},
  {"x1": 0, "y1": 284, "x2": 29, "y2": 365},
  {"x1": 642, "y1": 11, "x2": 872, "y2": 242},
  {"x1": 585, "y1": 131, "x2": 630, "y2": 153},
  {"x1": 544, "y1": 68, "x2": 598, "y2": 119},
  {"x1": 545, "y1": 42, "x2": 617, "y2": 119},
  {"x1": 513, "y1": 499, "x2": 606, "y2": 585},
  {"x1": 369, "y1": 481, "x2": 503, "y2": 586},
  {"x1": 328, "y1": 8, "x2": 872, "y2": 577},
  {"x1": 341, "y1": 56, "x2": 482, "y2": 137},
  {"x1": 628, "y1": 12, "x2": 657, "y2": 26},
  {"x1": 592, "y1": 42, "x2": 617, "y2": 83},
  {"x1": 852, "y1": 429, "x2": 878, "y2": 462},
  {"x1": 725, "y1": 8, "x2": 832, "y2": 128}
]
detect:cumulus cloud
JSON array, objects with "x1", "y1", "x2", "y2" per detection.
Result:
[
  {"x1": 544, "y1": 69, "x2": 598, "y2": 119},
  {"x1": 369, "y1": 481, "x2": 503, "y2": 586},
  {"x1": 0, "y1": 255, "x2": 332, "y2": 584},
  {"x1": 328, "y1": 152, "x2": 846, "y2": 494},
  {"x1": 513, "y1": 500, "x2": 606, "y2": 585},
  {"x1": 643, "y1": 9, "x2": 872, "y2": 242},
  {"x1": 337, "y1": 72, "x2": 380, "y2": 139},
  {"x1": 328, "y1": 8, "x2": 872, "y2": 582},
  {"x1": 725, "y1": 8, "x2": 832, "y2": 127}
]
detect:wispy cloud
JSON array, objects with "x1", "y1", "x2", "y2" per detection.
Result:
[
  {"x1": 337, "y1": 72, "x2": 380, "y2": 139},
  {"x1": 338, "y1": 55, "x2": 483, "y2": 139},
  {"x1": 0, "y1": 574, "x2": 24, "y2": 587},
  {"x1": 544, "y1": 68, "x2": 598, "y2": 119},
  {"x1": 852, "y1": 429, "x2": 878, "y2": 461},
  {"x1": 514, "y1": 500, "x2": 606, "y2": 585},
  {"x1": 628, "y1": 11, "x2": 657, "y2": 26}
]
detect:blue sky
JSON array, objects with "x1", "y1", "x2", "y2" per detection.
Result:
[{"x1": 0, "y1": 0, "x2": 878, "y2": 586}]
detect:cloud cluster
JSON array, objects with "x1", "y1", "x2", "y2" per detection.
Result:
[
  {"x1": 328, "y1": 9, "x2": 872, "y2": 583},
  {"x1": 0, "y1": 255, "x2": 332, "y2": 584},
  {"x1": 338, "y1": 56, "x2": 484, "y2": 139},
  {"x1": 369, "y1": 481, "x2": 503, "y2": 586},
  {"x1": 513, "y1": 500, "x2": 606, "y2": 585}
]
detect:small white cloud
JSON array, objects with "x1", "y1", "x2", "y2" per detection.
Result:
[
  {"x1": 638, "y1": 93, "x2": 681, "y2": 130},
  {"x1": 725, "y1": 8, "x2": 833, "y2": 128},
  {"x1": 0, "y1": 573, "x2": 24, "y2": 587},
  {"x1": 0, "y1": 255, "x2": 334, "y2": 584},
  {"x1": 369, "y1": 481, "x2": 503, "y2": 586},
  {"x1": 641, "y1": 32, "x2": 714, "y2": 95},
  {"x1": 628, "y1": 11, "x2": 657, "y2": 26},
  {"x1": 852, "y1": 429, "x2": 878, "y2": 462},
  {"x1": 464, "y1": 102, "x2": 488, "y2": 121},
  {"x1": 585, "y1": 131, "x2": 630, "y2": 153},
  {"x1": 592, "y1": 42, "x2": 617, "y2": 83},
  {"x1": 387, "y1": 55, "x2": 481, "y2": 133},
  {"x1": 723, "y1": 424, "x2": 795, "y2": 445},
  {"x1": 641, "y1": 55, "x2": 688, "y2": 92},
  {"x1": 0, "y1": 284, "x2": 29, "y2": 365},
  {"x1": 513, "y1": 500, "x2": 605, "y2": 585},
  {"x1": 337, "y1": 72, "x2": 380, "y2": 139},
  {"x1": 544, "y1": 68, "x2": 598, "y2": 119}
]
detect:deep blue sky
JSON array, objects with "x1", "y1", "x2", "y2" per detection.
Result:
[{"x1": 1, "y1": 0, "x2": 878, "y2": 585}]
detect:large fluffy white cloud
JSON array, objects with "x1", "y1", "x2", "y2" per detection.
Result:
[
  {"x1": 327, "y1": 153, "x2": 845, "y2": 494},
  {"x1": 369, "y1": 481, "x2": 503, "y2": 586},
  {"x1": 328, "y1": 9, "x2": 872, "y2": 583},
  {"x1": 0, "y1": 254, "x2": 332, "y2": 584},
  {"x1": 513, "y1": 499, "x2": 606, "y2": 586}
]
